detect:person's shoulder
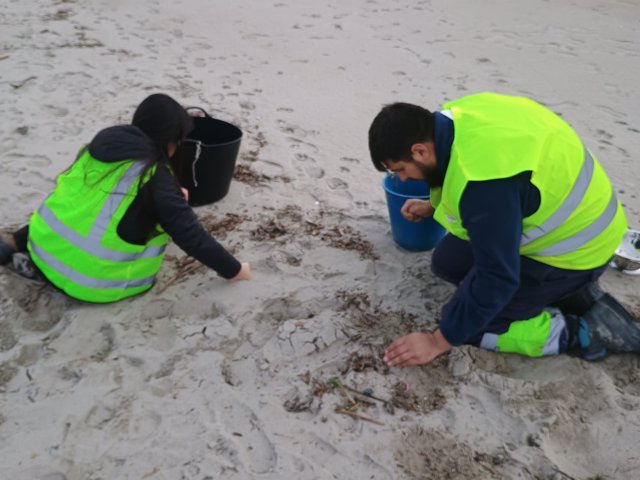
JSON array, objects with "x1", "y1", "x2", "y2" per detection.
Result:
[{"x1": 147, "y1": 161, "x2": 181, "y2": 192}]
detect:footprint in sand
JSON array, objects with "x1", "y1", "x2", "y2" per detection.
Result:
[
  {"x1": 43, "y1": 104, "x2": 69, "y2": 118},
  {"x1": 300, "y1": 432, "x2": 393, "y2": 479},
  {"x1": 6, "y1": 153, "x2": 52, "y2": 168},
  {"x1": 340, "y1": 156, "x2": 361, "y2": 164},
  {"x1": 0, "y1": 362, "x2": 18, "y2": 389},
  {"x1": 218, "y1": 401, "x2": 277, "y2": 474},
  {"x1": 395, "y1": 428, "x2": 507, "y2": 478},
  {"x1": 3, "y1": 278, "x2": 70, "y2": 333},
  {"x1": 326, "y1": 177, "x2": 348, "y2": 190},
  {"x1": 295, "y1": 152, "x2": 313, "y2": 162},
  {"x1": 305, "y1": 166, "x2": 325, "y2": 179}
]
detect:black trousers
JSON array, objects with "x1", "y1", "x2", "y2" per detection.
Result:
[
  {"x1": 431, "y1": 234, "x2": 606, "y2": 345},
  {"x1": 13, "y1": 225, "x2": 29, "y2": 252}
]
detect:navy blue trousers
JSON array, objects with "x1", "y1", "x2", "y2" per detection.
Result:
[{"x1": 431, "y1": 234, "x2": 607, "y2": 346}]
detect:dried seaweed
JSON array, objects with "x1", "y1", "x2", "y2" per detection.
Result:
[
  {"x1": 200, "y1": 213, "x2": 247, "y2": 239},
  {"x1": 250, "y1": 206, "x2": 378, "y2": 260}
]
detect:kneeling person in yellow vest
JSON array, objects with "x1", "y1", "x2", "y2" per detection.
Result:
[
  {"x1": 367, "y1": 93, "x2": 640, "y2": 365},
  {"x1": 0, "y1": 94, "x2": 251, "y2": 303}
]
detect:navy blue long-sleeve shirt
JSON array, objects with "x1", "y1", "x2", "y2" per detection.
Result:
[{"x1": 432, "y1": 112, "x2": 541, "y2": 345}]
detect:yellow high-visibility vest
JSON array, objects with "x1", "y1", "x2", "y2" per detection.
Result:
[
  {"x1": 431, "y1": 92, "x2": 627, "y2": 270},
  {"x1": 28, "y1": 150, "x2": 169, "y2": 303}
]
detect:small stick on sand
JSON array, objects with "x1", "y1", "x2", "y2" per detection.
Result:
[
  {"x1": 335, "y1": 407, "x2": 385, "y2": 426},
  {"x1": 157, "y1": 261, "x2": 203, "y2": 294}
]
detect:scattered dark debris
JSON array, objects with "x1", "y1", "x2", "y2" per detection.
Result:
[
  {"x1": 250, "y1": 206, "x2": 378, "y2": 260},
  {"x1": 200, "y1": 213, "x2": 247, "y2": 239},
  {"x1": 473, "y1": 452, "x2": 505, "y2": 467},
  {"x1": 251, "y1": 218, "x2": 289, "y2": 240},
  {"x1": 426, "y1": 387, "x2": 447, "y2": 411},
  {"x1": 10, "y1": 76, "x2": 37, "y2": 89},
  {"x1": 298, "y1": 371, "x2": 311, "y2": 384},
  {"x1": 296, "y1": 372, "x2": 330, "y2": 398},
  {"x1": 311, "y1": 378, "x2": 330, "y2": 396},
  {"x1": 240, "y1": 149, "x2": 260, "y2": 162},
  {"x1": 320, "y1": 224, "x2": 379, "y2": 260},
  {"x1": 283, "y1": 376, "x2": 327, "y2": 413},
  {"x1": 15, "y1": 126, "x2": 28, "y2": 135},
  {"x1": 256, "y1": 132, "x2": 268, "y2": 148},
  {"x1": 339, "y1": 351, "x2": 388, "y2": 375},
  {"x1": 59, "y1": 32, "x2": 104, "y2": 49},
  {"x1": 157, "y1": 257, "x2": 205, "y2": 294},
  {"x1": 329, "y1": 377, "x2": 395, "y2": 415},
  {"x1": 336, "y1": 290, "x2": 371, "y2": 311},
  {"x1": 283, "y1": 389, "x2": 315, "y2": 412},
  {"x1": 44, "y1": 9, "x2": 72, "y2": 21},
  {"x1": 390, "y1": 382, "x2": 421, "y2": 412},
  {"x1": 390, "y1": 382, "x2": 447, "y2": 413},
  {"x1": 221, "y1": 362, "x2": 235, "y2": 386},
  {"x1": 337, "y1": 289, "x2": 419, "y2": 341},
  {"x1": 0, "y1": 362, "x2": 18, "y2": 388},
  {"x1": 284, "y1": 255, "x2": 302, "y2": 266},
  {"x1": 234, "y1": 163, "x2": 271, "y2": 186},
  {"x1": 526, "y1": 434, "x2": 541, "y2": 448},
  {"x1": 234, "y1": 163, "x2": 291, "y2": 186}
]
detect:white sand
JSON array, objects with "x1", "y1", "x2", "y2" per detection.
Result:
[{"x1": 1, "y1": 1, "x2": 639, "y2": 479}]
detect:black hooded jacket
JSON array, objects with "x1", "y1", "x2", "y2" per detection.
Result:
[{"x1": 85, "y1": 125, "x2": 241, "y2": 279}]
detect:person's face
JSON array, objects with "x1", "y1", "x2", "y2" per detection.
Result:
[
  {"x1": 167, "y1": 139, "x2": 183, "y2": 159},
  {"x1": 166, "y1": 142, "x2": 176, "y2": 158},
  {"x1": 385, "y1": 142, "x2": 444, "y2": 187}
]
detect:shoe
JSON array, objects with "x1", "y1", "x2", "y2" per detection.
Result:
[
  {"x1": 609, "y1": 229, "x2": 640, "y2": 276},
  {"x1": 12, "y1": 253, "x2": 43, "y2": 280},
  {"x1": 0, "y1": 233, "x2": 17, "y2": 266},
  {"x1": 577, "y1": 293, "x2": 640, "y2": 361},
  {"x1": 553, "y1": 281, "x2": 605, "y2": 316}
]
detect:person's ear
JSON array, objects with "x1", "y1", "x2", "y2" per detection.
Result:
[{"x1": 410, "y1": 142, "x2": 434, "y2": 165}]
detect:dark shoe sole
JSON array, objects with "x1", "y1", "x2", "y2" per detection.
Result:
[{"x1": 583, "y1": 293, "x2": 640, "y2": 354}]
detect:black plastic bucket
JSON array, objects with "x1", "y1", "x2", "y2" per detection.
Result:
[{"x1": 173, "y1": 107, "x2": 242, "y2": 206}]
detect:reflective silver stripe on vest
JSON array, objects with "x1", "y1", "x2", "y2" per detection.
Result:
[
  {"x1": 29, "y1": 240, "x2": 156, "y2": 290},
  {"x1": 541, "y1": 308, "x2": 566, "y2": 356},
  {"x1": 521, "y1": 148, "x2": 594, "y2": 247},
  {"x1": 91, "y1": 162, "x2": 145, "y2": 237},
  {"x1": 521, "y1": 148, "x2": 618, "y2": 257},
  {"x1": 36, "y1": 162, "x2": 165, "y2": 262},
  {"x1": 534, "y1": 192, "x2": 618, "y2": 257}
]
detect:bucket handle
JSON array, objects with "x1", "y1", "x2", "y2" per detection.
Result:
[
  {"x1": 183, "y1": 107, "x2": 210, "y2": 188},
  {"x1": 185, "y1": 106, "x2": 212, "y2": 118}
]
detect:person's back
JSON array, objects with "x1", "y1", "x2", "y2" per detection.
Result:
[
  {"x1": 0, "y1": 93, "x2": 251, "y2": 302},
  {"x1": 28, "y1": 126, "x2": 171, "y2": 302},
  {"x1": 435, "y1": 92, "x2": 627, "y2": 271}
]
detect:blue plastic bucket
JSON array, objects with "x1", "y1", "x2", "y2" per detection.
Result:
[{"x1": 383, "y1": 175, "x2": 446, "y2": 251}]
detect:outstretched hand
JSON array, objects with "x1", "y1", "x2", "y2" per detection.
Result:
[
  {"x1": 383, "y1": 330, "x2": 452, "y2": 367},
  {"x1": 401, "y1": 199, "x2": 434, "y2": 222},
  {"x1": 231, "y1": 262, "x2": 252, "y2": 281}
]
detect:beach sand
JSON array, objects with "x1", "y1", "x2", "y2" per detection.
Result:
[{"x1": 1, "y1": 0, "x2": 639, "y2": 478}]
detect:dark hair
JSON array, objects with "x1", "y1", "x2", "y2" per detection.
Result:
[
  {"x1": 132, "y1": 93, "x2": 193, "y2": 162},
  {"x1": 368, "y1": 102, "x2": 435, "y2": 171},
  {"x1": 129, "y1": 93, "x2": 193, "y2": 192}
]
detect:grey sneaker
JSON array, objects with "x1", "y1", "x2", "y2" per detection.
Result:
[
  {"x1": 578, "y1": 293, "x2": 640, "y2": 360},
  {"x1": 12, "y1": 253, "x2": 43, "y2": 281}
]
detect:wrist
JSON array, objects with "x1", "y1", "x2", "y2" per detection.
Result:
[{"x1": 433, "y1": 329, "x2": 453, "y2": 352}]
